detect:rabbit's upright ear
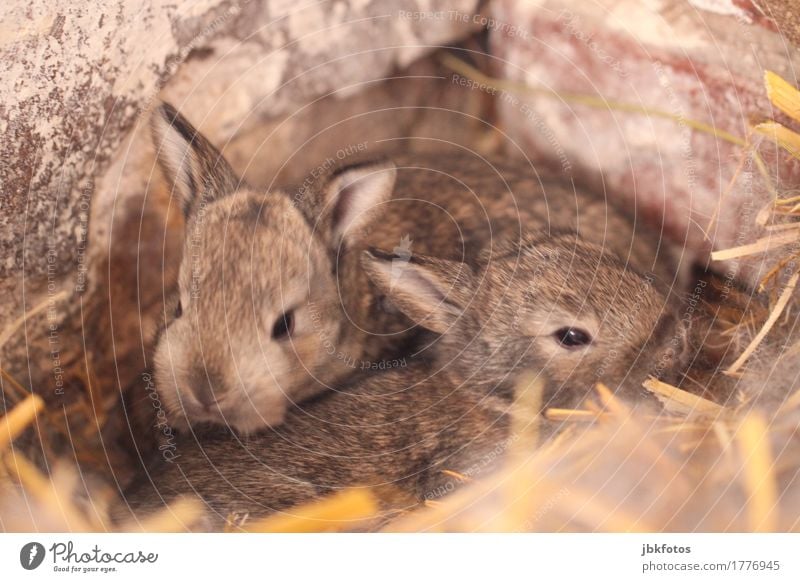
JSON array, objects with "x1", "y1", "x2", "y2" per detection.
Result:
[
  {"x1": 317, "y1": 160, "x2": 397, "y2": 249},
  {"x1": 151, "y1": 102, "x2": 240, "y2": 219},
  {"x1": 361, "y1": 249, "x2": 474, "y2": 334}
]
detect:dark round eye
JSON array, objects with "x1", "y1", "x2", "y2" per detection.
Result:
[
  {"x1": 553, "y1": 327, "x2": 592, "y2": 349},
  {"x1": 272, "y1": 310, "x2": 295, "y2": 340},
  {"x1": 174, "y1": 300, "x2": 183, "y2": 319}
]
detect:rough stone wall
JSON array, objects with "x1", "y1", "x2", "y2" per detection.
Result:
[{"x1": 489, "y1": 0, "x2": 800, "y2": 281}]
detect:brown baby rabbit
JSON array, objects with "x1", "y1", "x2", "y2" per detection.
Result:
[
  {"x1": 120, "y1": 231, "x2": 686, "y2": 529},
  {"x1": 149, "y1": 102, "x2": 681, "y2": 434}
]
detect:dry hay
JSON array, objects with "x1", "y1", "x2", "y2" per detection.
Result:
[{"x1": 2, "y1": 68, "x2": 800, "y2": 533}]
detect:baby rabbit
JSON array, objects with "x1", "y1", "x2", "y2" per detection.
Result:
[
  {"x1": 121, "y1": 232, "x2": 686, "y2": 528},
  {"x1": 149, "y1": 103, "x2": 681, "y2": 434}
]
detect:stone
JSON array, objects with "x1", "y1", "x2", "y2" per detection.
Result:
[{"x1": 488, "y1": 0, "x2": 800, "y2": 283}]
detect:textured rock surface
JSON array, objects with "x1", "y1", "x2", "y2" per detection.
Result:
[
  {"x1": 489, "y1": 0, "x2": 800, "y2": 281},
  {"x1": 0, "y1": 0, "x2": 478, "y2": 406}
]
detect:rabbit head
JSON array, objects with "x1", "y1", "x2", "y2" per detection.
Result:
[
  {"x1": 363, "y1": 231, "x2": 688, "y2": 406},
  {"x1": 150, "y1": 103, "x2": 396, "y2": 434}
]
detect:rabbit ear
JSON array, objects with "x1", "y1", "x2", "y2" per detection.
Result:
[
  {"x1": 322, "y1": 160, "x2": 397, "y2": 248},
  {"x1": 151, "y1": 102, "x2": 240, "y2": 219},
  {"x1": 361, "y1": 249, "x2": 473, "y2": 334}
]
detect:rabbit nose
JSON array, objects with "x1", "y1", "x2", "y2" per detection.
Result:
[{"x1": 191, "y1": 368, "x2": 227, "y2": 408}]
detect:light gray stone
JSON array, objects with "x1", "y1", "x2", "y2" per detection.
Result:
[{"x1": 489, "y1": 0, "x2": 800, "y2": 283}]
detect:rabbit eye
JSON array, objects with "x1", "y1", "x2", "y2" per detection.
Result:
[
  {"x1": 553, "y1": 327, "x2": 592, "y2": 349},
  {"x1": 174, "y1": 300, "x2": 183, "y2": 319},
  {"x1": 272, "y1": 310, "x2": 295, "y2": 340}
]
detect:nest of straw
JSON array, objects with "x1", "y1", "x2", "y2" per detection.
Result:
[{"x1": 3, "y1": 69, "x2": 800, "y2": 533}]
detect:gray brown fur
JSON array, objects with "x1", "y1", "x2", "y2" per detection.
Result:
[{"x1": 120, "y1": 233, "x2": 686, "y2": 529}]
